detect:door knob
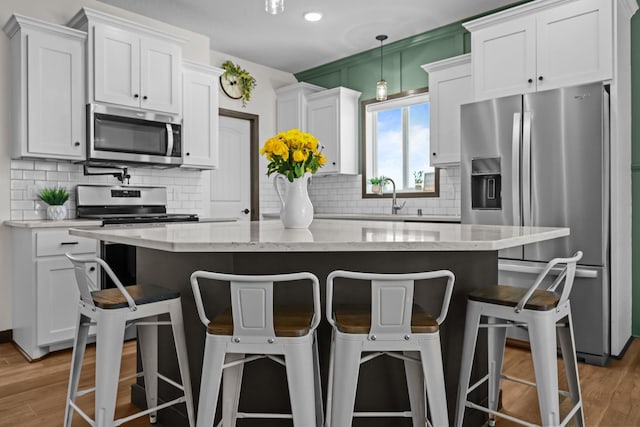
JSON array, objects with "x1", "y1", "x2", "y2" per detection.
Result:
[{"x1": 241, "y1": 208, "x2": 250, "y2": 214}]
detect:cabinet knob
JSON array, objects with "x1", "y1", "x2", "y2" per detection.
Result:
[
  {"x1": 143, "y1": 95, "x2": 148, "y2": 100},
  {"x1": 332, "y1": 162, "x2": 336, "y2": 166},
  {"x1": 89, "y1": 266, "x2": 96, "y2": 272},
  {"x1": 538, "y1": 76, "x2": 544, "y2": 81},
  {"x1": 432, "y1": 152, "x2": 436, "y2": 156},
  {"x1": 528, "y1": 78, "x2": 533, "y2": 83},
  {"x1": 186, "y1": 152, "x2": 190, "y2": 156},
  {"x1": 133, "y1": 94, "x2": 139, "y2": 98},
  {"x1": 74, "y1": 141, "x2": 80, "y2": 147}
]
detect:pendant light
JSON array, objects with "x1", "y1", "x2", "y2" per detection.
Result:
[
  {"x1": 265, "y1": 0, "x2": 284, "y2": 14},
  {"x1": 376, "y1": 35, "x2": 388, "y2": 101}
]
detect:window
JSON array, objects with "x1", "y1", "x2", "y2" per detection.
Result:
[{"x1": 362, "y1": 89, "x2": 439, "y2": 198}]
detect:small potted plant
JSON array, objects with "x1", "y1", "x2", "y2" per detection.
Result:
[
  {"x1": 369, "y1": 176, "x2": 389, "y2": 195},
  {"x1": 38, "y1": 186, "x2": 70, "y2": 221},
  {"x1": 413, "y1": 170, "x2": 424, "y2": 191}
]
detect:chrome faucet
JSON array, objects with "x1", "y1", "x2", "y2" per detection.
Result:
[{"x1": 386, "y1": 178, "x2": 406, "y2": 214}]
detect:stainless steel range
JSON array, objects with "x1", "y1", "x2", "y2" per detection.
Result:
[
  {"x1": 76, "y1": 185, "x2": 199, "y2": 288},
  {"x1": 76, "y1": 185, "x2": 199, "y2": 225}
]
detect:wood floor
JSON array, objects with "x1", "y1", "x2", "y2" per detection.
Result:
[{"x1": 0, "y1": 339, "x2": 638, "y2": 426}]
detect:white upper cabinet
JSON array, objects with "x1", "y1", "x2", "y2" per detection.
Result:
[
  {"x1": 4, "y1": 15, "x2": 86, "y2": 160},
  {"x1": 275, "y1": 82, "x2": 324, "y2": 133},
  {"x1": 181, "y1": 61, "x2": 223, "y2": 169},
  {"x1": 465, "y1": 0, "x2": 612, "y2": 100},
  {"x1": 306, "y1": 87, "x2": 361, "y2": 175},
  {"x1": 70, "y1": 8, "x2": 184, "y2": 115},
  {"x1": 422, "y1": 54, "x2": 473, "y2": 167}
]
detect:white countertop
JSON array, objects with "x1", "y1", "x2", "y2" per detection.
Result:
[
  {"x1": 69, "y1": 219, "x2": 569, "y2": 253},
  {"x1": 4, "y1": 219, "x2": 103, "y2": 228},
  {"x1": 262, "y1": 212, "x2": 460, "y2": 222}
]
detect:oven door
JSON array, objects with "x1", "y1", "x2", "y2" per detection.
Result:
[
  {"x1": 88, "y1": 104, "x2": 182, "y2": 165},
  {"x1": 100, "y1": 241, "x2": 136, "y2": 289}
]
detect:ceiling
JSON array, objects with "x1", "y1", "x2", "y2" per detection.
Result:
[{"x1": 98, "y1": 0, "x2": 518, "y2": 74}]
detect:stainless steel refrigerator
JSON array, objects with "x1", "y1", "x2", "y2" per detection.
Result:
[{"x1": 460, "y1": 82, "x2": 610, "y2": 366}]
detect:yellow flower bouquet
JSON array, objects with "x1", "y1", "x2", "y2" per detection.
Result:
[{"x1": 260, "y1": 128, "x2": 326, "y2": 182}]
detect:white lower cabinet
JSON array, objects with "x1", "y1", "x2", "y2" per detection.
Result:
[{"x1": 12, "y1": 227, "x2": 98, "y2": 360}]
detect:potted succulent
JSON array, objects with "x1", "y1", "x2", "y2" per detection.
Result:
[
  {"x1": 369, "y1": 176, "x2": 389, "y2": 195},
  {"x1": 413, "y1": 170, "x2": 424, "y2": 191},
  {"x1": 38, "y1": 186, "x2": 70, "y2": 221}
]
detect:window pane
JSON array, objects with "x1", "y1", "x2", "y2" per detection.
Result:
[
  {"x1": 408, "y1": 102, "x2": 433, "y2": 191},
  {"x1": 375, "y1": 108, "x2": 403, "y2": 188}
]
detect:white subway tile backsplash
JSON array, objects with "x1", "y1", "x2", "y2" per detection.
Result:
[{"x1": 10, "y1": 159, "x2": 207, "y2": 220}]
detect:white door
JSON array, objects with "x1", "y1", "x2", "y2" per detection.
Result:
[{"x1": 210, "y1": 116, "x2": 251, "y2": 220}]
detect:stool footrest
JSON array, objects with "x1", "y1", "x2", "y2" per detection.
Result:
[
  {"x1": 235, "y1": 412, "x2": 293, "y2": 419},
  {"x1": 465, "y1": 395, "x2": 581, "y2": 427},
  {"x1": 353, "y1": 410, "x2": 416, "y2": 418},
  {"x1": 114, "y1": 396, "x2": 186, "y2": 426},
  {"x1": 502, "y1": 374, "x2": 571, "y2": 398}
]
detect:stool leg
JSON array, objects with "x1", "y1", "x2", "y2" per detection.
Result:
[
  {"x1": 329, "y1": 334, "x2": 362, "y2": 427},
  {"x1": 312, "y1": 332, "x2": 324, "y2": 427},
  {"x1": 420, "y1": 335, "x2": 449, "y2": 427},
  {"x1": 221, "y1": 353, "x2": 244, "y2": 427},
  {"x1": 487, "y1": 316, "x2": 507, "y2": 420},
  {"x1": 455, "y1": 301, "x2": 482, "y2": 427},
  {"x1": 169, "y1": 300, "x2": 196, "y2": 427},
  {"x1": 138, "y1": 316, "x2": 159, "y2": 424},
  {"x1": 404, "y1": 351, "x2": 426, "y2": 427},
  {"x1": 64, "y1": 311, "x2": 91, "y2": 427},
  {"x1": 196, "y1": 337, "x2": 226, "y2": 427},
  {"x1": 528, "y1": 317, "x2": 560, "y2": 427},
  {"x1": 324, "y1": 329, "x2": 336, "y2": 427},
  {"x1": 557, "y1": 314, "x2": 584, "y2": 427},
  {"x1": 284, "y1": 340, "x2": 317, "y2": 426},
  {"x1": 94, "y1": 311, "x2": 127, "y2": 427}
]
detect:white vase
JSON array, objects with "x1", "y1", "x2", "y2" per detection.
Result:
[
  {"x1": 273, "y1": 173, "x2": 314, "y2": 229},
  {"x1": 46, "y1": 205, "x2": 67, "y2": 221}
]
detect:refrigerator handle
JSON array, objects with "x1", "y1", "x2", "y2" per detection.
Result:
[
  {"x1": 512, "y1": 112, "x2": 521, "y2": 226},
  {"x1": 522, "y1": 111, "x2": 532, "y2": 226}
]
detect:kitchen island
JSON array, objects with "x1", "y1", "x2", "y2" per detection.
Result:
[{"x1": 70, "y1": 219, "x2": 569, "y2": 427}]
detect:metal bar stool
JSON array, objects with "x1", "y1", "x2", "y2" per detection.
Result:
[
  {"x1": 325, "y1": 269, "x2": 455, "y2": 427},
  {"x1": 190, "y1": 271, "x2": 322, "y2": 427},
  {"x1": 455, "y1": 251, "x2": 585, "y2": 427},
  {"x1": 64, "y1": 253, "x2": 195, "y2": 427}
]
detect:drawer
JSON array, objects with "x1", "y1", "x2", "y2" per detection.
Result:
[{"x1": 36, "y1": 230, "x2": 97, "y2": 257}]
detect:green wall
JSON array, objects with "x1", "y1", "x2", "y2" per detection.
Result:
[{"x1": 297, "y1": 2, "x2": 640, "y2": 337}]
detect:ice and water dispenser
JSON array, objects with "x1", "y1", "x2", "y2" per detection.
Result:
[{"x1": 471, "y1": 157, "x2": 501, "y2": 210}]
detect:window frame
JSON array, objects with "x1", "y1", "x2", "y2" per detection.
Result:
[{"x1": 361, "y1": 87, "x2": 440, "y2": 199}]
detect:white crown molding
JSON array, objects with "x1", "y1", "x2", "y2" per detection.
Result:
[
  {"x1": 421, "y1": 53, "x2": 471, "y2": 74},
  {"x1": 3, "y1": 14, "x2": 87, "y2": 40}
]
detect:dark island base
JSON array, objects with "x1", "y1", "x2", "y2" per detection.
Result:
[{"x1": 132, "y1": 249, "x2": 496, "y2": 426}]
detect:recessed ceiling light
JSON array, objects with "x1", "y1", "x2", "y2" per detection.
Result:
[{"x1": 304, "y1": 12, "x2": 323, "y2": 22}]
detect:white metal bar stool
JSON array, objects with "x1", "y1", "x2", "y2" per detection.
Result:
[
  {"x1": 455, "y1": 251, "x2": 585, "y2": 427},
  {"x1": 325, "y1": 269, "x2": 455, "y2": 427},
  {"x1": 190, "y1": 271, "x2": 322, "y2": 427},
  {"x1": 64, "y1": 253, "x2": 195, "y2": 427}
]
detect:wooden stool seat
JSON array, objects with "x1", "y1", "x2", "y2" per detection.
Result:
[
  {"x1": 91, "y1": 284, "x2": 180, "y2": 309},
  {"x1": 208, "y1": 305, "x2": 315, "y2": 337},
  {"x1": 333, "y1": 304, "x2": 439, "y2": 334},
  {"x1": 468, "y1": 285, "x2": 560, "y2": 311}
]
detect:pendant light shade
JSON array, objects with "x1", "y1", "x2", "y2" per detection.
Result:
[
  {"x1": 265, "y1": 0, "x2": 284, "y2": 14},
  {"x1": 375, "y1": 35, "x2": 388, "y2": 101}
]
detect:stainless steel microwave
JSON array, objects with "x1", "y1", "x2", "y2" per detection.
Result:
[{"x1": 87, "y1": 104, "x2": 182, "y2": 166}]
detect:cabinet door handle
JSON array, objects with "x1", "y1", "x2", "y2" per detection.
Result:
[
  {"x1": 332, "y1": 162, "x2": 336, "y2": 166},
  {"x1": 143, "y1": 95, "x2": 148, "y2": 100},
  {"x1": 432, "y1": 152, "x2": 437, "y2": 156},
  {"x1": 528, "y1": 78, "x2": 533, "y2": 83},
  {"x1": 60, "y1": 241, "x2": 79, "y2": 246},
  {"x1": 89, "y1": 266, "x2": 96, "y2": 272},
  {"x1": 538, "y1": 76, "x2": 544, "y2": 81},
  {"x1": 186, "y1": 152, "x2": 190, "y2": 156},
  {"x1": 74, "y1": 141, "x2": 80, "y2": 147},
  {"x1": 133, "y1": 94, "x2": 139, "y2": 98}
]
